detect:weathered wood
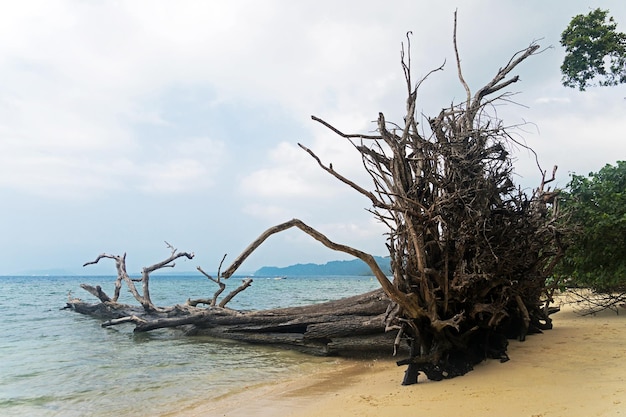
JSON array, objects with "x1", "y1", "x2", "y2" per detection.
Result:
[
  {"x1": 221, "y1": 218, "x2": 425, "y2": 320},
  {"x1": 102, "y1": 315, "x2": 146, "y2": 327},
  {"x1": 298, "y1": 15, "x2": 563, "y2": 383},
  {"x1": 218, "y1": 278, "x2": 253, "y2": 308},
  {"x1": 189, "y1": 265, "x2": 225, "y2": 307},
  {"x1": 67, "y1": 14, "x2": 565, "y2": 384},
  {"x1": 65, "y1": 289, "x2": 401, "y2": 356},
  {"x1": 79, "y1": 284, "x2": 111, "y2": 303},
  {"x1": 83, "y1": 245, "x2": 194, "y2": 312}
]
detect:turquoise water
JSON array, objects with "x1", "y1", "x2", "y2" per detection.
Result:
[{"x1": 0, "y1": 275, "x2": 380, "y2": 416}]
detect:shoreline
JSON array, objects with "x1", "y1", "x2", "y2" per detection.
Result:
[{"x1": 181, "y1": 299, "x2": 626, "y2": 417}]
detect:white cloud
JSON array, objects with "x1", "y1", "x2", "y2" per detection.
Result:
[
  {"x1": 136, "y1": 159, "x2": 209, "y2": 194},
  {"x1": 534, "y1": 97, "x2": 572, "y2": 104},
  {"x1": 239, "y1": 141, "x2": 342, "y2": 198},
  {"x1": 317, "y1": 218, "x2": 388, "y2": 243},
  {"x1": 2, "y1": 0, "x2": 626, "y2": 274},
  {"x1": 0, "y1": 131, "x2": 225, "y2": 198},
  {"x1": 241, "y1": 203, "x2": 294, "y2": 223}
]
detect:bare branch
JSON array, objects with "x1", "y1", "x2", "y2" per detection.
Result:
[
  {"x1": 164, "y1": 240, "x2": 176, "y2": 255},
  {"x1": 311, "y1": 115, "x2": 381, "y2": 140},
  {"x1": 221, "y1": 219, "x2": 426, "y2": 319},
  {"x1": 218, "y1": 278, "x2": 253, "y2": 308},
  {"x1": 453, "y1": 9, "x2": 472, "y2": 106},
  {"x1": 79, "y1": 284, "x2": 112, "y2": 303},
  {"x1": 83, "y1": 253, "x2": 119, "y2": 267},
  {"x1": 216, "y1": 253, "x2": 228, "y2": 278},
  {"x1": 472, "y1": 43, "x2": 541, "y2": 105},
  {"x1": 193, "y1": 265, "x2": 225, "y2": 307},
  {"x1": 298, "y1": 142, "x2": 383, "y2": 207},
  {"x1": 101, "y1": 315, "x2": 146, "y2": 328},
  {"x1": 138, "y1": 245, "x2": 195, "y2": 311},
  {"x1": 83, "y1": 252, "x2": 129, "y2": 302},
  {"x1": 142, "y1": 249, "x2": 194, "y2": 274},
  {"x1": 196, "y1": 265, "x2": 218, "y2": 283}
]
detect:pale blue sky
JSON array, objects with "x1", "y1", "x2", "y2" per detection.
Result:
[{"x1": 1, "y1": 1, "x2": 625, "y2": 275}]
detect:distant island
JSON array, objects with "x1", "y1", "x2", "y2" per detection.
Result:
[
  {"x1": 3, "y1": 256, "x2": 390, "y2": 277},
  {"x1": 254, "y1": 256, "x2": 391, "y2": 276}
]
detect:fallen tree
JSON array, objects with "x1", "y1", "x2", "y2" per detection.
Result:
[
  {"x1": 297, "y1": 21, "x2": 563, "y2": 383},
  {"x1": 66, "y1": 236, "x2": 402, "y2": 357},
  {"x1": 66, "y1": 16, "x2": 565, "y2": 384}
]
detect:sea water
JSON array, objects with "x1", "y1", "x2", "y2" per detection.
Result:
[{"x1": 0, "y1": 275, "x2": 380, "y2": 416}]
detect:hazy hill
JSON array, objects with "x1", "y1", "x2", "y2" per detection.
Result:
[{"x1": 255, "y1": 256, "x2": 391, "y2": 276}]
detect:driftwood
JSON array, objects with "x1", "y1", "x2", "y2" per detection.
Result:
[
  {"x1": 187, "y1": 259, "x2": 254, "y2": 308},
  {"x1": 66, "y1": 286, "x2": 400, "y2": 356},
  {"x1": 66, "y1": 226, "x2": 410, "y2": 356},
  {"x1": 295, "y1": 18, "x2": 564, "y2": 384},
  {"x1": 82, "y1": 242, "x2": 194, "y2": 312},
  {"x1": 66, "y1": 14, "x2": 565, "y2": 383},
  {"x1": 78, "y1": 243, "x2": 256, "y2": 312}
]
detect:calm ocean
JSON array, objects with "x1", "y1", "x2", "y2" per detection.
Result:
[{"x1": 0, "y1": 274, "x2": 380, "y2": 417}]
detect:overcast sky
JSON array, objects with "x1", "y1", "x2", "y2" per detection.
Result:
[{"x1": 1, "y1": 1, "x2": 625, "y2": 275}]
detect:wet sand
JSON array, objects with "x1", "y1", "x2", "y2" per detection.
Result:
[{"x1": 182, "y1": 299, "x2": 626, "y2": 417}]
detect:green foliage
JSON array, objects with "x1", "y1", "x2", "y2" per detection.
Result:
[
  {"x1": 560, "y1": 8, "x2": 626, "y2": 90},
  {"x1": 558, "y1": 161, "x2": 626, "y2": 292}
]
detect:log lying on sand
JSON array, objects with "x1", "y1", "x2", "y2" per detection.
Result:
[
  {"x1": 65, "y1": 288, "x2": 405, "y2": 356},
  {"x1": 65, "y1": 19, "x2": 567, "y2": 383}
]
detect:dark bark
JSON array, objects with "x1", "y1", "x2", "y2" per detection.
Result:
[
  {"x1": 297, "y1": 18, "x2": 564, "y2": 383},
  {"x1": 67, "y1": 14, "x2": 566, "y2": 384}
]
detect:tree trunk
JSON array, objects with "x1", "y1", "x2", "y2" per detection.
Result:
[
  {"x1": 65, "y1": 288, "x2": 405, "y2": 357},
  {"x1": 67, "y1": 14, "x2": 566, "y2": 384}
]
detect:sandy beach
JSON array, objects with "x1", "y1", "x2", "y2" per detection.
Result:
[{"x1": 182, "y1": 298, "x2": 626, "y2": 417}]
